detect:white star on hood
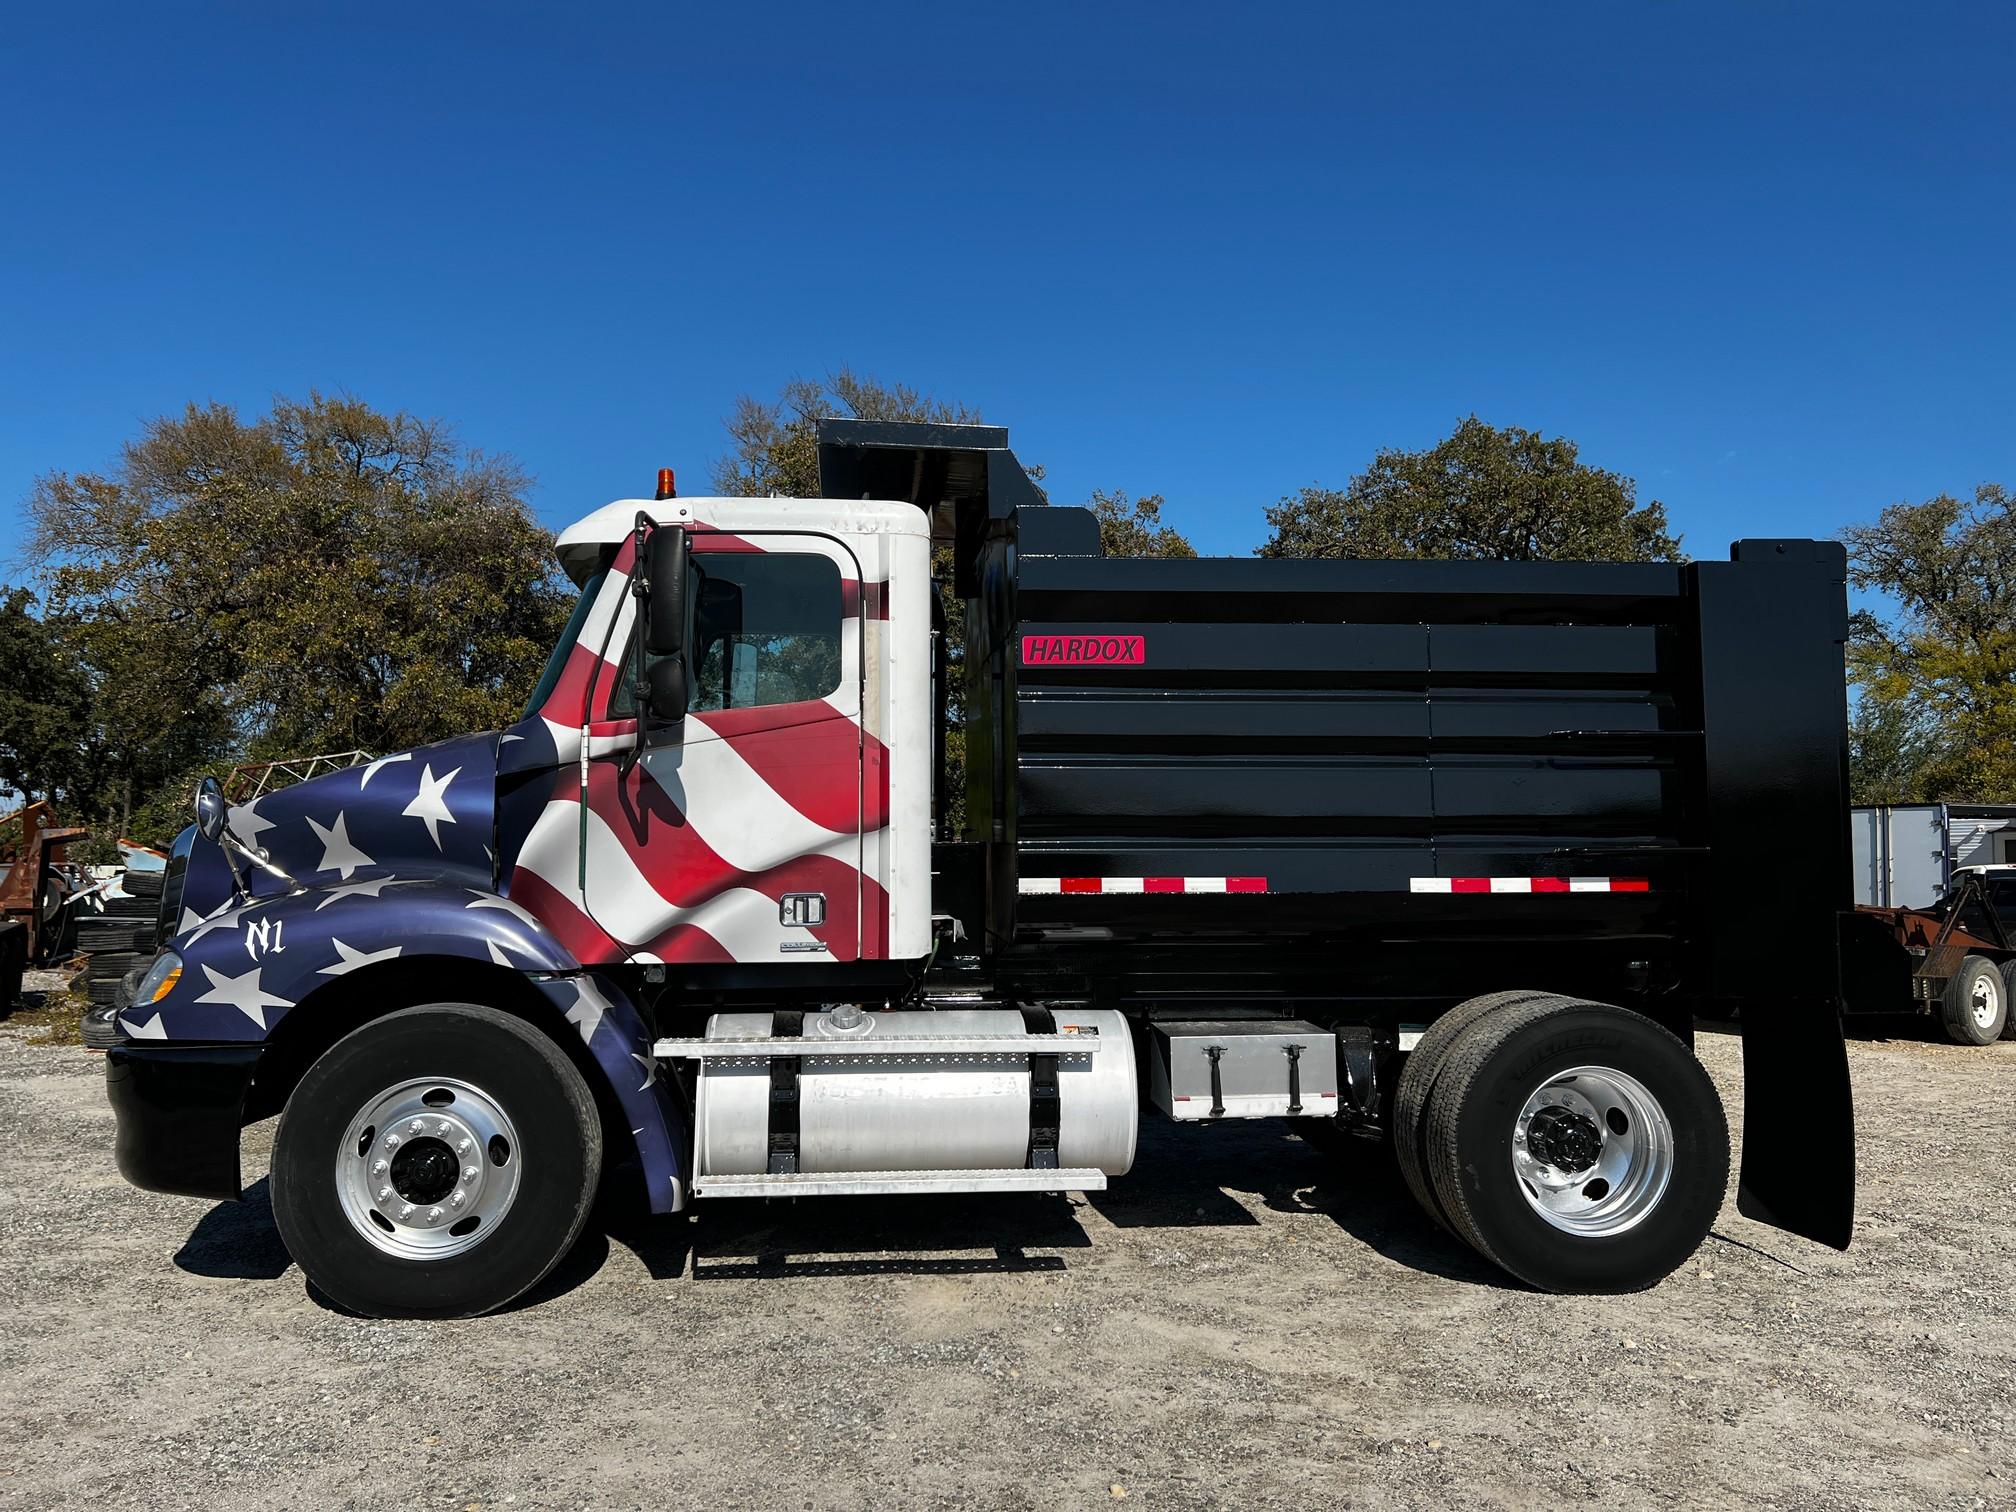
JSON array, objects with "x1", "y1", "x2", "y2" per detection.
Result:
[
  {"x1": 120, "y1": 1011, "x2": 168, "y2": 1040},
  {"x1": 313, "y1": 875, "x2": 402, "y2": 911},
  {"x1": 402, "y1": 763, "x2": 463, "y2": 850},
  {"x1": 305, "y1": 811, "x2": 373, "y2": 880},
  {"x1": 319, "y1": 938, "x2": 404, "y2": 976},
  {"x1": 179, "y1": 896, "x2": 244, "y2": 943},
  {"x1": 357, "y1": 751, "x2": 413, "y2": 790},
  {"x1": 564, "y1": 976, "x2": 613, "y2": 1047},
  {"x1": 630, "y1": 1051, "x2": 657, "y2": 1092},
  {"x1": 226, "y1": 801, "x2": 276, "y2": 849},
  {"x1": 466, "y1": 890, "x2": 542, "y2": 929},
  {"x1": 192, "y1": 962, "x2": 294, "y2": 1030}
]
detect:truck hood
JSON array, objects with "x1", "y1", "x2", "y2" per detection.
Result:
[{"x1": 173, "y1": 733, "x2": 500, "y2": 933}]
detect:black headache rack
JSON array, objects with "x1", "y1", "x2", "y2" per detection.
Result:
[{"x1": 817, "y1": 417, "x2": 1856, "y2": 1253}]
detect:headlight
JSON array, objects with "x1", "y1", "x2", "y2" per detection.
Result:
[{"x1": 135, "y1": 951, "x2": 183, "y2": 1005}]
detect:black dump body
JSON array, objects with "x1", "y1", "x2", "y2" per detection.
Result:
[
  {"x1": 821, "y1": 418, "x2": 1855, "y2": 1250},
  {"x1": 820, "y1": 418, "x2": 1852, "y2": 1026},
  {"x1": 970, "y1": 518, "x2": 1853, "y2": 1030}
]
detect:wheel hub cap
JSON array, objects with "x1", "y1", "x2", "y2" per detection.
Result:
[
  {"x1": 1972, "y1": 976, "x2": 1999, "y2": 1030},
  {"x1": 336, "y1": 1078, "x2": 520, "y2": 1260},
  {"x1": 1512, "y1": 1065, "x2": 1676, "y2": 1238},
  {"x1": 1524, "y1": 1105, "x2": 1602, "y2": 1174}
]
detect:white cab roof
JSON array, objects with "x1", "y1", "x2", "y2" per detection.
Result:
[{"x1": 555, "y1": 496, "x2": 927, "y2": 584}]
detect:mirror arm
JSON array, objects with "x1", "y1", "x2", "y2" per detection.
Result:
[{"x1": 226, "y1": 832, "x2": 296, "y2": 885}]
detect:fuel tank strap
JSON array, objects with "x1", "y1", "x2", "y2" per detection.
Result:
[
  {"x1": 1019, "y1": 1007, "x2": 1061, "y2": 1171},
  {"x1": 766, "y1": 1010, "x2": 803, "y2": 1175}
]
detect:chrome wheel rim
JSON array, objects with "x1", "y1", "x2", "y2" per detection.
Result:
[
  {"x1": 1971, "y1": 974, "x2": 2001, "y2": 1031},
  {"x1": 335, "y1": 1077, "x2": 520, "y2": 1260},
  {"x1": 1511, "y1": 1065, "x2": 1674, "y2": 1237}
]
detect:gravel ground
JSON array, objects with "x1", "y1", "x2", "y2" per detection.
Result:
[{"x1": 0, "y1": 1019, "x2": 2010, "y2": 1511}]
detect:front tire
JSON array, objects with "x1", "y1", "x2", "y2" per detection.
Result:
[
  {"x1": 1940, "y1": 956, "x2": 2007, "y2": 1046},
  {"x1": 1424, "y1": 998, "x2": 1729, "y2": 1292},
  {"x1": 271, "y1": 1003, "x2": 602, "y2": 1319}
]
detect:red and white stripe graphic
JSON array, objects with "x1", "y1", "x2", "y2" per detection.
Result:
[
  {"x1": 509, "y1": 507, "x2": 928, "y2": 967},
  {"x1": 1019, "y1": 876, "x2": 1269, "y2": 895},
  {"x1": 1409, "y1": 876, "x2": 1650, "y2": 894}
]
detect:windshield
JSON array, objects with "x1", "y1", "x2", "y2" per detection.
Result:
[{"x1": 519, "y1": 567, "x2": 609, "y2": 721}]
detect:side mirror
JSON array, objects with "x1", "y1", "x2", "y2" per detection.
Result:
[
  {"x1": 641, "y1": 525, "x2": 689, "y2": 731},
  {"x1": 644, "y1": 525, "x2": 688, "y2": 659},
  {"x1": 194, "y1": 775, "x2": 228, "y2": 844}
]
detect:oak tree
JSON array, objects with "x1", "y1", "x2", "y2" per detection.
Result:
[
  {"x1": 1844, "y1": 483, "x2": 2016, "y2": 802},
  {"x1": 1260, "y1": 416, "x2": 1683, "y2": 563}
]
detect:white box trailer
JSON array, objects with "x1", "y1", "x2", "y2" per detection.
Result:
[{"x1": 1853, "y1": 803, "x2": 2016, "y2": 907}]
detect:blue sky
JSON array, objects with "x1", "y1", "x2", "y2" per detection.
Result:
[{"x1": 3, "y1": 3, "x2": 2011, "y2": 563}]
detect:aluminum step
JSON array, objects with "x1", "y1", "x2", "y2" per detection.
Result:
[
  {"x1": 692, "y1": 1167, "x2": 1109, "y2": 1198},
  {"x1": 653, "y1": 1034, "x2": 1104, "y2": 1060}
]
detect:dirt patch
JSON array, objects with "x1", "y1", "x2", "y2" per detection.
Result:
[
  {"x1": 3, "y1": 972, "x2": 87, "y2": 1046},
  {"x1": 0, "y1": 1023, "x2": 2010, "y2": 1509}
]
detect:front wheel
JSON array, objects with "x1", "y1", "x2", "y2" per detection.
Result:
[
  {"x1": 1424, "y1": 998, "x2": 1729, "y2": 1293},
  {"x1": 271, "y1": 1003, "x2": 602, "y2": 1319}
]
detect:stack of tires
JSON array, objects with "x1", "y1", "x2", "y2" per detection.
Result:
[{"x1": 78, "y1": 870, "x2": 163, "y2": 1009}]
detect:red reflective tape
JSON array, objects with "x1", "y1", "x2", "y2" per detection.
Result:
[
  {"x1": 1451, "y1": 877, "x2": 1491, "y2": 894},
  {"x1": 1143, "y1": 877, "x2": 1185, "y2": 893},
  {"x1": 1611, "y1": 877, "x2": 1650, "y2": 892},
  {"x1": 1532, "y1": 877, "x2": 1571, "y2": 893},
  {"x1": 1226, "y1": 877, "x2": 1268, "y2": 893},
  {"x1": 1060, "y1": 876, "x2": 1103, "y2": 894}
]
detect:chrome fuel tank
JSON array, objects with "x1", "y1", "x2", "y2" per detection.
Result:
[{"x1": 693, "y1": 1007, "x2": 1137, "y2": 1177}]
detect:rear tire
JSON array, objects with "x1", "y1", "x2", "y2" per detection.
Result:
[
  {"x1": 271, "y1": 1003, "x2": 602, "y2": 1319},
  {"x1": 1424, "y1": 998, "x2": 1728, "y2": 1292},
  {"x1": 1940, "y1": 956, "x2": 2007, "y2": 1046},
  {"x1": 1392, "y1": 990, "x2": 1563, "y2": 1231}
]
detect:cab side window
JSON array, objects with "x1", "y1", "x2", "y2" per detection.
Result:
[
  {"x1": 612, "y1": 551, "x2": 844, "y2": 717},
  {"x1": 1990, "y1": 878, "x2": 2016, "y2": 928}
]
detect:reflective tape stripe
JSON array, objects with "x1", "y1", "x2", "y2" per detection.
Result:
[
  {"x1": 1019, "y1": 876, "x2": 1269, "y2": 895},
  {"x1": 1022, "y1": 875, "x2": 1648, "y2": 896},
  {"x1": 1410, "y1": 877, "x2": 1650, "y2": 894}
]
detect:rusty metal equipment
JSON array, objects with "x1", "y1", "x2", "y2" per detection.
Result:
[
  {"x1": 1841, "y1": 869, "x2": 2014, "y2": 1034},
  {"x1": 222, "y1": 750, "x2": 372, "y2": 804},
  {"x1": 0, "y1": 801, "x2": 92, "y2": 965}
]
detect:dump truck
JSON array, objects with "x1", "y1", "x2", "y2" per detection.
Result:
[{"x1": 104, "y1": 420, "x2": 1857, "y2": 1318}]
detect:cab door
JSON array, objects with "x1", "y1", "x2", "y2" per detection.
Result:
[{"x1": 585, "y1": 532, "x2": 870, "y2": 965}]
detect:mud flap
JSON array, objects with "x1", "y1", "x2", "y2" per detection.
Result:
[{"x1": 1734, "y1": 995, "x2": 1854, "y2": 1249}]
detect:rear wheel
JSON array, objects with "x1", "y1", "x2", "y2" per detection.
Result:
[
  {"x1": 1423, "y1": 997, "x2": 1728, "y2": 1292},
  {"x1": 1939, "y1": 956, "x2": 2007, "y2": 1046},
  {"x1": 271, "y1": 1003, "x2": 602, "y2": 1319},
  {"x1": 1392, "y1": 990, "x2": 1562, "y2": 1230}
]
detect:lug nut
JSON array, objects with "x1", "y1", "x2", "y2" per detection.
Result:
[
  {"x1": 408, "y1": 1119, "x2": 425, "y2": 1135},
  {"x1": 371, "y1": 1159, "x2": 388, "y2": 1175},
  {"x1": 398, "y1": 1203, "x2": 415, "y2": 1220},
  {"x1": 427, "y1": 1207, "x2": 443, "y2": 1223},
  {"x1": 377, "y1": 1186, "x2": 393, "y2": 1202},
  {"x1": 463, "y1": 1166, "x2": 478, "y2": 1183},
  {"x1": 456, "y1": 1138, "x2": 472, "y2": 1154},
  {"x1": 449, "y1": 1191, "x2": 466, "y2": 1208},
  {"x1": 383, "y1": 1133, "x2": 401, "y2": 1149},
  {"x1": 436, "y1": 1120, "x2": 452, "y2": 1136}
]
